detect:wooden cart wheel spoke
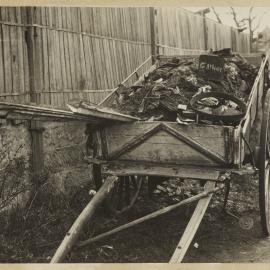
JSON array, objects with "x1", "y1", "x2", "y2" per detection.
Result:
[
  {"x1": 259, "y1": 90, "x2": 270, "y2": 235},
  {"x1": 117, "y1": 177, "x2": 124, "y2": 210},
  {"x1": 129, "y1": 176, "x2": 144, "y2": 206},
  {"x1": 268, "y1": 181, "x2": 270, "y2": 226},
  {"x1": 266, "y1": 165, "x2": 270, "y2": 223},
  {"x1": 130, "y1": 176, "x2": 138, "y2": 189},
  {"x1": 267, "y1": 136, "x2": 270, "y2": 158},
  {"x1": 104, "y1": 175, "x2": 144, "y2": 215},
  {"x1": 124, "y1": 177, "x2": 131, "y2": 205}
]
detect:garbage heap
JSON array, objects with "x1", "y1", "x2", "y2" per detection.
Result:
[{"x1": 110, "y1": 49, "x2": 259, "y2": 124}]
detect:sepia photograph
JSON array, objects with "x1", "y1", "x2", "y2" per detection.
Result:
[{"x1": 0, "y1": 3, "x2": 270, "y2": 264}]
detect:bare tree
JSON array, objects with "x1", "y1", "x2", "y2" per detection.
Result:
[
  {"x1": 239, "y1": 8, "x2": 265, "y2": 41},
  {"x1": 231, "y1": 7, "x2": 266, "y2": 51},
  {"x1": 229, "y1": 7, "x2": 242, "y2": 29},
  {"x1": 210, "y1": 7, "x2": 265, "y2": 52}
]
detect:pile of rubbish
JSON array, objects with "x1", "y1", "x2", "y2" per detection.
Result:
[
  {"x1": 152, "y1": 178, "x2": 204, "y2": 203},
  {"x1": 110, "y1": 49, "x2": 259, "y2": 125}
]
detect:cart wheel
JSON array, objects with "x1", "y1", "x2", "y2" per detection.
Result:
[
  {"x1": 259, "y1": 90, "x2": 270, "y2": 235},
  {"x1": 105, "y1": 175, "x2": 144, "y2": 215}
]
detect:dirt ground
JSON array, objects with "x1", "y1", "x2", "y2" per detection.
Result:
[
  {"x1": 66, "y1": 174, "x2": 270, "y2": 263},
  {"x1": 1, "y1": 170, "x2": 270, "y2": 263}
]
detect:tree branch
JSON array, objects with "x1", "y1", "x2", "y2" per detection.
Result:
[
  {"x1": 250, "y1": 15, "x2": 257, "y2": 21},
  {"x1": 249, "y1": 7, "x2": 254, "y2": 18},
  {"x1": 211, "y1": 7, "x2": 223, "y2": 24},
  {"x1": 229, "y1": 7, "x2": 241, "y2": 28},
  {"x1": 251, "y1": 11, "x2": 266, "y2": 32}
]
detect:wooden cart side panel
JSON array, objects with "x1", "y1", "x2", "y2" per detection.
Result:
[
  {"x1": 242, "y1": 53, "x2": 267, "y2": 135},
  {"x1": 233, "y1": 53, "x2": 268, "y2": 166},
  {"x1": 104, "y1": 122, "x2": 234, "y2": 166},
  {"x1": 118, "y1": 130, "x2": 219, "y2": 166},
  {"x1": 106, "y1": 122, "x2": 229, "y2": 155},
  {"x1": 236, "y1": 54, "x2": 266, "y2": 166},
  {"x1": 233, "y1": 125, "x2": 243, "y2": 166}
]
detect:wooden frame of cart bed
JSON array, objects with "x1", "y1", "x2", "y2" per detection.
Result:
[{"x1": 51, "y1": 52, "x2": 270, "y2": 263}]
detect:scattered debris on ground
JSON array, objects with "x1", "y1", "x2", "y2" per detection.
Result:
[{"x1": 152, "y1": 178, "x2": 204, "y2": 203}]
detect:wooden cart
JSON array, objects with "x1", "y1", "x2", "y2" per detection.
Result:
[{"x1": 50, "y1": 52, "x2": 270, "y2": 263}]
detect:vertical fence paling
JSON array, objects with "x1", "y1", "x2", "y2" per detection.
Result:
[
  {"x1": 0, "y1": 7, "x2": 152, "y2": 106},
  {"x1": 0, "y1": 7, "x2": 251, "y2": 106},
  {"x1": 156, "y1": 7, "x2": 250, "y2": 55}
]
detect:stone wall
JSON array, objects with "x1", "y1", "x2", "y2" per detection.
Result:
[
  {"x1": 0, "y1": 120, "x2": 92, "y2": 210},
  {"x1": 0, "y1": 121, "x2": 31, "y2": 210},
  {"x1": 43, "y1": 122, "x2": 92, "y2": 195}
]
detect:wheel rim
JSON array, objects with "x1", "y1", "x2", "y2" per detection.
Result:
[
  {"x1": 265, "y1": 163, "x2": 270, "y2": 225},
  {"x1": 105, "y1": 175, "x2": 144, "y2": 215},
  {"x1": 259, "y1": 90, "x2": 270, "y2": 235}
]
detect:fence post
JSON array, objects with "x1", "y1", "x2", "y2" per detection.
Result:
[
  {"x1": 230, "y1": 28, "x2": 234, "y2": 51},
  {"x1": 203, "y1": 15, "x2": 208, "y2": 51},
  {"x1": 149, "y1": 7, "x2": 157, "y2": 64},
  {"x1": 195, "y1": 9, "x2": 209, "y2": 51},
  {"x1": 25, "y1": 7, "x2": 45, "y2": 190},
  {"x1": 25, "y1": 7, "x2": 36, "y2": 104}
]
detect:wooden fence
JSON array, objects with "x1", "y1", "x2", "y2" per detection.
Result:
[
  {"x1": 0, "y1": 7, "x2": 152, "y2": 106},
  {"x1": 157, "y1": 8, "x2": 251, "y2": 55},
  {"x1": 0, "y1": 7, "x2": 251, "y2": 107}
]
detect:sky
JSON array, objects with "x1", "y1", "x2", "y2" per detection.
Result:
[{"x1": 184, "y1": 7, "x2": 270, "y2": 36}]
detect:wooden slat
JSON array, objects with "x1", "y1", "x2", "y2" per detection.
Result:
[
  {"x1": 34, "y1": 8, "x2": 43, "y2": 104},
  {"x1": 105, "y1": 161, "x2": 222, "y2": 181},
  {"x1": 62, "y1": 7, "x2": 71, "y2": 91},
  {"x1": 41, "y1": 7, "x2": 49, "y2": 104},
  {"x1": 50, "y1": 176, "x2": 119, "y2": 263},
  {"x1": 77, "y1": 8, "x2": 86, "y2": 91},
  {"x1": 72, "y1": 9, "x2": 81, "y2": 91},
  {"x1": 16, "y1": 8, "x2": 24, "y2": 104},
  {"x1": 105, "y1": 122, "x2": 231, "y2": 166},
  {"x1": 162, "y1": 123, "x2": 227, "y2": 165},
  {"x1": 0, "y1": 9, "x2": 5, "y2": 100},
  {"x1": 80, "y1": 8, "x2": 90, "y2": 90},
  {"x1": 54, "y1": 19, "x2": 61, "y2": 92},
  {"x1": 99, "y1": 38, "x2": 108, "y2": 89},
  {"x1": 58, "y1": 8, "x2": 67, "y2": 92},
  {"x1": 67, "y1": 9, "x2": 76, "y2": 91},
  {"x1": 21, "y1": 7, "x2": 30, "y2": 103},
  {"x1": 47, "y1": 7, "x2": 56, "y2": 98},
  {"x1": 93, "y1": 37, "x2": 102, "y2": 89},
  {"x1": 0, "y1": 101, "x2": 102, "y2": 122},
  {"x1": 170, "y1": 181, "x2": 215, "y2": 263},
  {"x1": 9, "y1": 9, "x2": 19, "y2": 101},
  {"x1": 70, "y1": 8, "x2": 80, "y2": 89},
  {"x1": 2, "y1": 23, "x2": 12, "y2": 98},
  {"x1": 67, "y1": 103, "x2": 139, "y2": 122}
]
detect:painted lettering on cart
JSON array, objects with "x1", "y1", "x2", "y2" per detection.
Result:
[{"x1": 199, "y1": 55, "x2": 225, "y2": 81}]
